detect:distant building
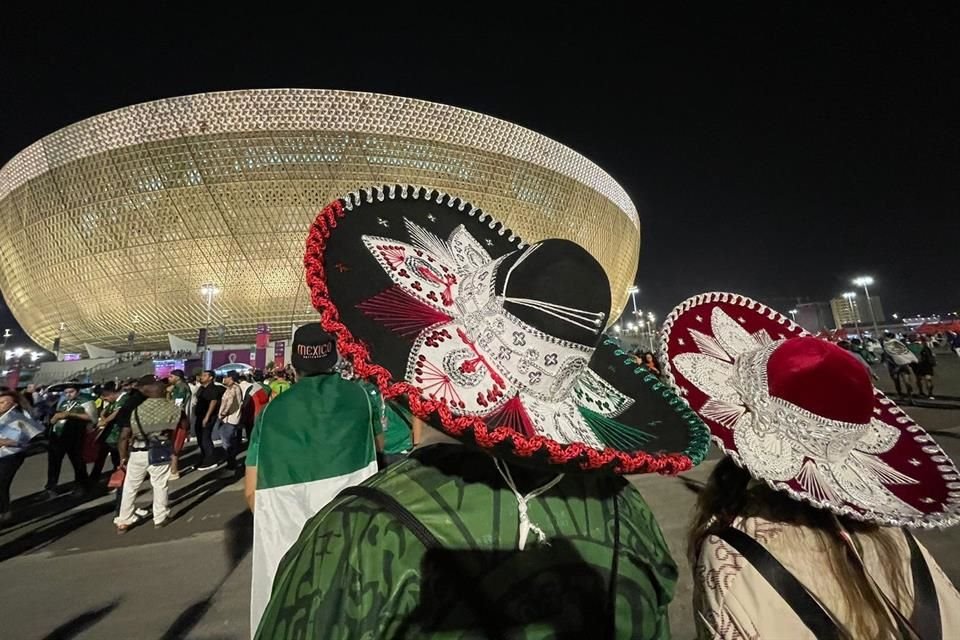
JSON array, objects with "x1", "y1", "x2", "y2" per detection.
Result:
[
  {"x1": 796, "y1": 302, "x2": 834, "y2": 333},
  {"x1": 830, "y1": 295, "x2": 885, "y2": 329}
]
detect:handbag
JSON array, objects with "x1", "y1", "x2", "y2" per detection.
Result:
[
  {"x1": 134, "y1": 407, "x2": 174, "y2": 466},
  {"x1": 107, "y1": 466, "x2": 126, "y2": 489}
]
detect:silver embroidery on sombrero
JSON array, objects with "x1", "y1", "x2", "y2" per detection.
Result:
[
  {"x1": 403, "y1": 218, "x2": 492, "y2": 277},
  {"x1": 363, "y1": 218, "x2": 494, "y2": 314},
  {"x1": 671, "y1": 306, "x2": 921, "y2": 519},
  {"x1": 523, "y1": 395, "x2": 603, "y2": 449},
  {"x1": 365, "y1": 219, "x2": 631, "y2": 447}
]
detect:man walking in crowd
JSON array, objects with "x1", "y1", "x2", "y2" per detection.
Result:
[
  {"x1": 114, "y1": 377, "x2": 182, "y2": 532},
  {"x1": 194, "y1": 370, "x2": 224, "y2": 471},
  {"x1": 246, "y1": 323, "x2": 383, "y2": 634},
  {"x1": 167, "y1": 369, "x2": 192, "y2": 479},
  {"x1": 915, "y1": 335, "x2": 937, "y2": 398},
  {"x1": 167, "y1": 369, "x2": 193, "y2": 413},
  {"x1": 45, "y1": 383, "x2": 98, "y2": 497},
  {"x1": 882, "y1": 333, "x2": 918, "y2": 400},
  {"x1": 237, "y1": 372, "x2": 270, "y2": 442},
  {"x1": 218, "y1": 371, "x2": 244, "y2": 470},
  {"x1": 89, "y1": 382, "x2": 128, "y2": 483}
]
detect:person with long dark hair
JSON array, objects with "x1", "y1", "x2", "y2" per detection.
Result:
[
  {"x1": 641, "y1": 351, "x2": 661, "y2": 375},
  {"x1": 662, "y1": 293, "x2": 960, "y2": 639}
]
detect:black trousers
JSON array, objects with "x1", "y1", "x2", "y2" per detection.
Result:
[
  {"x1": 0, "y1": 454, "x2": 25, "y2": 513},
  {"x1": 221, "y1": 423, "x2": 243, "y2": 468},
  {"x1": 46, "y1": 422, "x2": 89, "y2": 490},
  {"x1": 195, "y1": 415, "x2": 215, "y2": 465}
]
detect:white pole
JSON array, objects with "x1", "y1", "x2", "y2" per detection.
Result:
[{"x1": 203, "y1": 289, "x2": 214, "y2": 370}]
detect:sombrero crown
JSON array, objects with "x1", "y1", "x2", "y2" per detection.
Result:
[{"x1": 305, "y1": 185, "x2": 710, "y2": 474}]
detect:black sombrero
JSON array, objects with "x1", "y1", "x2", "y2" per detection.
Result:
[{"x1": 305, "y1": 185, "x2": 709, "y2": 474}]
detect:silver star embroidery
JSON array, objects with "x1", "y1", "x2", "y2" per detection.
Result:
[
  {"x1": 677, "y1": 338, "x2": 686, "y2": 346},
  {"x1": 377, "y1": 217, "x2": 389, "y2": 227},
  {"x1": 695, "y1": 315, "x2": 703, "y2": 323},
  {"x1": 427, "y1": 214, "x2": 437, "y2": 222},
  {"x1": 909, "y1": 458, "x2": 921, "y2": 467},
  {"x1": 485, "y1": 239, "x2": 494, "y2": 246},
  {"x1": 921, "y1": 498, "x2": 936, "y2": 504}
]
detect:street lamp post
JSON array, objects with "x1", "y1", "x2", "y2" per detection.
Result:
[
  {"x1": 842, "y1": 292, "x2": 862, "y2": 340},
  {"x1": 56, "y1": 322, "x2": 65, "y2": 361},
  {"x1": 853, "y1": 276, "x2": 881, "y2": 338},
  {"x1": 647, "y1": 312, "x2": 657, "y2": 352},
  {"x1": 789, "y1": 309, "x2": 798, "y2": 323},
  {"x1": 200, "y1": 284, "x2": 220, "y2": 369},
  {"x1": 628, "y1": 286, "x2": 640, "y2": 337}
]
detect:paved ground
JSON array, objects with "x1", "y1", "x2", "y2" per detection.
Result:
[{"x1": 2, "y1": 356, "x2": 960, "y2": 639}]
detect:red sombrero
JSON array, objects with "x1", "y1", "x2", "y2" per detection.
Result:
[
  {"x1": 660, "y1": 292, "x2": 960, "y2": 528},
  {"x1": 303, "y1": 184, "x2": 710, "y2": 474}
]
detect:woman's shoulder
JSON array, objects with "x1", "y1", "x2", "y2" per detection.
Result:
[
  {"x1": 700, "y1": 515, "x2": 787, "y2": 555},
  {"x1": 696, "y1": 516, "x2": 792, "y2": 596}
]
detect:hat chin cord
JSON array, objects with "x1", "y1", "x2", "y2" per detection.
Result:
[{"x1": 492, "y1": 457, "x2": 564, "y2": 550}]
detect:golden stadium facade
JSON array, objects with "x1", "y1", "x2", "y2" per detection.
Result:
[{"x1": 0, "y1": 89, "x2": 640, "y2": 350}]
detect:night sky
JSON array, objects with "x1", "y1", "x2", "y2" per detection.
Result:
[{"x1": 1, "y1": 6, "x2": 957, "y2": 349}]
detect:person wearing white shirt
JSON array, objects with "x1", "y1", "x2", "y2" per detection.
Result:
[{"x1": 218, "y1": 371, "x2": 244, "y2": 470}]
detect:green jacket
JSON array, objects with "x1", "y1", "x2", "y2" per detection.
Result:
[{"x1": 257, "y1": 444, "x2": 677, "y2": 639}]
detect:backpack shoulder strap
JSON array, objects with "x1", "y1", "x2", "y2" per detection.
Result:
[
  {"x1": 905, "y1": 531, "x2": 941, "y2": 640},
  {"x1": 339, "y1": 485, "x2": 441, "y2": 550},
  {"x1": 133, "y1": 406, "x2": 148, "y2": 440},
  {"x1": 715, "y1": 527, "x2": 843, "y2": 640}
]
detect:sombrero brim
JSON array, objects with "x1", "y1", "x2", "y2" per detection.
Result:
[
  {"x1": 660, "y1": 291, "x2": 960, "y2": 528},
  {"x1": 304, "y1": 184, "x2": 710, "y2": 474}
]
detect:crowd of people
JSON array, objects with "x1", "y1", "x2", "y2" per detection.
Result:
[
  {"x1": 837, "y1": 332, "x2": 944, "y2": 401},
  {"x1": 0, "y1": 362, "x2": 373, "y2": 531}
]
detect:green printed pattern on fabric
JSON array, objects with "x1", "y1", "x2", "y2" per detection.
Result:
[
  {"x1": 383, "y1": 401, "x2": 414, "y2": 455},
  {"x1": 256, "y1": 444, "x2": 677, "y2": 639}
]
